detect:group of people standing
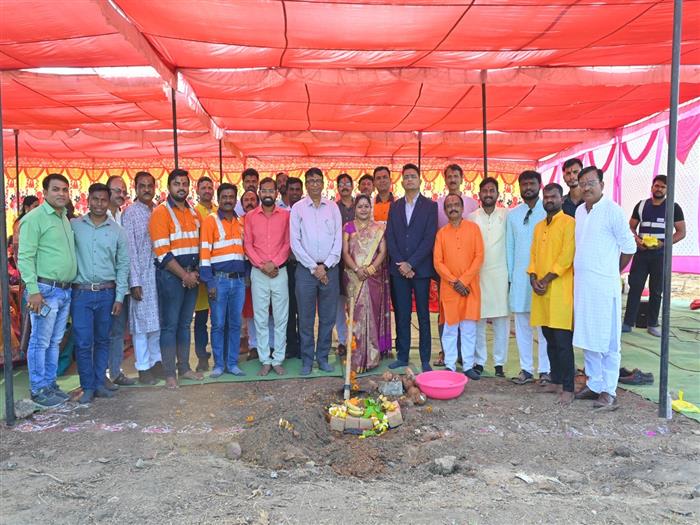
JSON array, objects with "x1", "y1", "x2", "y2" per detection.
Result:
[{"x1": 14, "y1": 158, "x2": 684, "y2": 411}]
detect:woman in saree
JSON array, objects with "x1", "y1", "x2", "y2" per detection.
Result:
[{"x1": 342, "y1": 194, "x2": 392, "y2": 372}]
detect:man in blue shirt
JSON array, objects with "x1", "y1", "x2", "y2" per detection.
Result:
[{"x1": 71, "y1": 183, "x2": 130, "y2": 404}]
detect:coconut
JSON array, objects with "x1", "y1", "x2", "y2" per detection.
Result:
[{"x1": 381, "y1": 371, "x2": 394, "y2": 382}]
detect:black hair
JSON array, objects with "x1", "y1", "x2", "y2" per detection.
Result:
[
  {"x1": 652, "y1": 174, "x2": 667, "y2": 185},
  {"x1": 304, "y1": 167, "x2": 324, "y2": 180},
  {"x1": 242, "y1": 168, "x2": 260, "y2": 180},
  {"x1": 336, "y1": 173, "x2": 352, "y2": 186},
  {"x1": 354, "y1": 194, "x2": 372, "y2": 208},
  {"x1": 65, "y1": 200, "x2": 76, "y2": 219},
  {"x1": 444, "y1": 163, "x2": 463, "y2": 176},
  {"x1": 88, "y1": 182, "x2": 111, "y2": 198},
  {"x1": 479, "y1": 177, "x2": 499, "y2": 192},
  {"x1": 275, "y1": 172, "x2": 287, "y2": 178},
  {"x1": 42, "y1": 173, "x2": 69, "y2": 191},
  {"x1": 359, "y1": 173, "x2": 374, "y2": 185},
  {"x1": 563, "y1": 158, "x2": 583, "y2": 171},
  {"x1": 217, "y1": 182, "x2": 238, "y2": 200},
  {"x1": 19, "y1": 195, "x2": 40, "y2": 218},
  {"x1": 134, "y1": 171, "x2": 155, "y2": 187},
  {"x1": 443, "y1": 193, "x2": 464, "y2": 210},
  {"x1": 197, "y1": 176, "x2": 213, "y2": 188},
  {"x1": 518, "y1": 170, "x2": 542, "y2": 185},
  {"x1": 402, "y1": 163, "x2": 420, "y2": 175},
  {"x1": 287, "y1": 176, "x2": 303, "y2": 188},
  {"x1": 578, "y1": 166, "x2": 603, "y2": 182},
  {"x1": 373, "y1": 166, "x2": 390, "y2": 177},
  {"x1": 259, "y1": 177, "x2": 276, "y2": 190},
  {"x1": 543, "y1": 182, "x2": 564, "y2": 197},
  {"x1": 167, "y1": 168, "x2": 189, "y2": 185}
]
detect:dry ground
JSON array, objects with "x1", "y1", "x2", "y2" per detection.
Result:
[{"x1": 1, "y1": 373, "x2": 699, "y2": 525}]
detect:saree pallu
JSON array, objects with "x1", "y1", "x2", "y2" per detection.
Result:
[{"x1": 344, "y1": 221, "x2": 392, "y2": 372}]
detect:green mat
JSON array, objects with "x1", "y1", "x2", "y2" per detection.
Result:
[{"x1": 2, "y1": 299, "x2": 698, "y2": 421}]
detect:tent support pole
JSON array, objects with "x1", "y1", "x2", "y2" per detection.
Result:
[
  {"x1": 658, "y1": 0, "x2": 683, "y2": 419},
  {"x1": 171, "y1": 87, "x2": 179, "y2": 169},
  {"x1": 14, "y1": 130, "x2": 20, "y2": 215},
  {"x1": 219, "y1": 139, "x2": 223, "y2": 183},
  {"x1": 1, "y1": 84, "x2": 17, "y2": 426},
  {"x1": 417, "y1": 132, "x2": 422, "y2": 172},
  {"x1": 481, "y1": 75, "x2": 488, "y2": 178}
]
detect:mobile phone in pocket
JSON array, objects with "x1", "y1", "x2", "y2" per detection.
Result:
[{"x1": 39, "y1": 303, "x2": 51, "y2": 317}]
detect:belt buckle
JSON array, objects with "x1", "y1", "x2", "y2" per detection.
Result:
[{"x1": 90, "y1": 283, "x2": 100, "y2": 291}]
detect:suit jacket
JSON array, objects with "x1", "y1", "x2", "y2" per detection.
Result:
[{"x1": 386, "y1": 193, "x2": 438, "y2": 279}]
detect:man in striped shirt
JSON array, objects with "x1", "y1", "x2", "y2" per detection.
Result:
[
  {"x1": 199, "y1": 183, "x2": 247, "y2": 377},
  {"x1": 149, "y1": 169, "x2": 204, "y2": 389}
]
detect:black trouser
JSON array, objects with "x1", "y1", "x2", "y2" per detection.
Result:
[
  {"x1": 285, "y1": 261, "x2": 300, "y2": 358},
  {"x1": 624, "y1": 250, "x2": 664, "y2": 328},
  {"x1": 391, "y1": 275, "x2": 432, "y2": 366},
  {"x1": 541, "y1": 326, "x2": 575, "y2": 392}
]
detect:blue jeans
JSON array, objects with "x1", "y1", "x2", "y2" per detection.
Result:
[
  {"x1": 108, "y1": 294, "x2": 129, "y2": 379},
  {"x1": 26, "y1": 283, "x2": 72, "y2": 394},
  {"x1": 209, "y1": 275, "x2": 245, "y2": 371},
  {"x1": 157, "y1": 268, "x2": 198, "y2": 377},
  {"x1": 194, "y1": 309, "x2": 211, "y2": 359},
  {"x1": 391, "y1": 275, "x2": 432, "y2": 365},
  {"x1": 71, "y1": 288, "x2": 115, "y2": 391},
  {"x1": 295, "y1": 265, "x2": 339, "y2": 367}
]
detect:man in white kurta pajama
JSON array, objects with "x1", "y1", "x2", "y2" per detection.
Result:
[
  {"x1": 573, "y1": 167, "x2": 636, "y2": 409},
  {"x1": 506, "y1": 171, "x2": 549, "y2": 384},
  {"x1": 469, "y1": 177, "x2": 510, "y2": 377},
  {"x1": 122, "y1": 172, "x2": 162, "y2": 385}
]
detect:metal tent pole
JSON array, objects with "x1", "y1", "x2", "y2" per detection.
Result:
[
  {"x1": 171, "y1": 87, "x2": 179, "y2": 169},
  {"x1": 417, "y1": 132, "x2": 422, "y2": 172},
  {"x1": 14, "y1": 129, "x2": 20, "y2": 215},
  {"x1": 219, "y1": 139, "x2": 223, "y2": 183},
  {"x1": 658, "y1": 0, "x2": 683, "y2": 418},
  {"x1": 481, "y1": 76, "x2": 488, "y2": 178},
  {"x1": 1, "y1": 83, "x2": 17, "y2": 425}
]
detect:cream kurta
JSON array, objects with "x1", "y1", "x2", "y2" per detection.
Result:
[{"x1": 468, "y1": 207, "x2": 509, "y2": 318}]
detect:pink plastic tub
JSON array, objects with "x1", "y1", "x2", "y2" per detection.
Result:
[{"x1": 414, "y1": 370, "x2": 468, "y2": 400}]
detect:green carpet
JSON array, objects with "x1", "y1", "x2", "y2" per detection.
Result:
[{"x1": 2, "y1": 299, "x2": 698, "y2": 421}]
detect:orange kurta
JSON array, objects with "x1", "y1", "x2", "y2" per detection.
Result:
[{"x1": 433, "y1": 220, "x2": 484, "y2": 325}]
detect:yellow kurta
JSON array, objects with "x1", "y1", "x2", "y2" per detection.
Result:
[
  {"x1": 433, "y1": 220, "x2": 484, "y2": 325},
  {"x1": 195, "y1": 202, "x2": 218, "y2": 311},
  {"x1": 527, "y1": 211, "x2": 575, "y2": 330}
]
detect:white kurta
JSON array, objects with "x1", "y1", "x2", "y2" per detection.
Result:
[
  {"x1": 573, "y1": 197, "x2": 636, "y2": 352},
  {"x1": 122, "y1": 201, "x2": 160, "y2": 334},
  {"x1": 468, "y1": 207, "x2": 509, "y2": 318}
]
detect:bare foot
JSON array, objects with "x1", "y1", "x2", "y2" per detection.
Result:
[
  {"x1": 557, "y1": 391, "x2": 574, "y2": 406},
  {"x1": 165, "y1": 376, "x2": 178, "y2": 390},
  {"x1": 258, "y1": 364, "x2": 272, "y2": 376},
  {"x1": 180, "y1": 370, "x2": 203, "y2": 381},
  {"x1": 272, "y1": 365, "x2": 286, "y2": 376},
  {"x1": 542, "y1": 383, "x2": 561, "y2": 394}
]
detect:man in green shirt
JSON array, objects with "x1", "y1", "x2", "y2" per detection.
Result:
[
  {"x1": 70, "y1": 183, "x2": 130, "y2": 404},
  {"x1": 18, "y1": 173, "x2": 77, "y2": 408}
]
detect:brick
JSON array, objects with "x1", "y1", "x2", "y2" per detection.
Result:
[
  {"x1": 387, "y1": 409, "x2": 403, "y2": 428},
  {"x1": 344, "y1": 416, "x2": 361, "y2": 429},
  {"x1": 358, "y1": 417, "x2": 374, "y2": 430},
  {"x1": 330, "y1": 416, "x2": 346, "y2": 432}
]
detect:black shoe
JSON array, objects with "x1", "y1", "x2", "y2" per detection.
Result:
[
  {"x1": 422, "y1": 362, "x2": 433, "y2": 372},
  {"x1": 494, "y1": 366, "x2": 505, "y2": 378},
  {"x1": 196, "y1": 357, "x2": 210, "y2": 372},
  {"x1": 473, "y1": 364, "x2": 484, "y2": 374},
  {"x1": 95, "y1": 386, "x2": 115, "y2": 398},
  {"x1": 79, "y1": 390, "x2": 95, "y2": 404},
  {"x1": 138, "y1": 370, "x2": 158, "y2": 385},
  {"x1": 31, "y1": 387, "x2": 65, "y2": 408},
  {"x1": 50, "y1": 383, "x2": 71, "y2": 400},
  {"x1": 150, "y1": 361, "x2": 166, "y2": 380},
  {"x1": 113, "y1": 373, "x2": 136, "y2": 386},
  {"x1": 103, "y1": 378, "x2": 119, "y2": 391},
  {"x1": 465, "y1": 368, "x2": 481, "y2": 380}
]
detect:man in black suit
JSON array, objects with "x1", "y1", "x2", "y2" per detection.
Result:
[{"x1": 386, "y1": 163, "x2": 438, "y2": 372}]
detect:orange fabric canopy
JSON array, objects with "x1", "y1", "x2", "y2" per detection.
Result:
[{"x1": 1, "y1": 0, "x2": 699, "y2": 163}]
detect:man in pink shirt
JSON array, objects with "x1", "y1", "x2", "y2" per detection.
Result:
[{"x1": 244, "y1": 177, "x2": 291, "y2": 375}]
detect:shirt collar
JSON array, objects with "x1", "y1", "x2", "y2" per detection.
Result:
[
  {"x1": 217, "y1": 209, "x2": 238, "y2": 221},
  {"x1": 81, "y1": 214, "x2": 112, "y2": 228},
  {"x1": 375, "y1": 192, "x2": 394, "y2": 204},
  {"x1": 305, "y1": 196, "x2": 326, "y2": 207},
  {"x1": 167, "y1": 195, "x2": 191, "y2": 209},
  {"x1": 41, "y1": 200, "x2": 65, "y2": 217}
]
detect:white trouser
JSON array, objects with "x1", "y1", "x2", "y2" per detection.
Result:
[
  {"x1": 133, "y1": 331, "x2": 161, "y2": 371},
  {"x1": 583, "y1": 299, "x2": 621, "y2": 397},
  {"x1": 335, "y1": 295, "x2": 348, "y2": 345},
  {"x1": 514, "y1": 312, "x2": 549, "y2": 374},
  {"x1": 474, "y1": 316, "x2": 510, "y2": 367},
  {"x1": 251, "y1": 267, "x2": 288, "y2": 365},
  {"x1": 247, "y1": 317, "x2": 274, "y2": 349},
  {"x1": 441, "y1": 320, "x2": 477, "y2": 372}
]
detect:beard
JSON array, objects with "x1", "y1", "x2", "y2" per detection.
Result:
[{"x1": 261, "y1": 197, "x2": 275, "y2": 207}]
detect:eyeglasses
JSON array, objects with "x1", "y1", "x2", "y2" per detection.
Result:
[
  {"x1": 579, "y1": 179, "x2": 599, "y2": 188},
  {"x1": 523, "y1": 208, "x2": 533, "y2": 225},
  {"x1": 338, "y1": 181, "x2": 353, "y2": 187}
]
